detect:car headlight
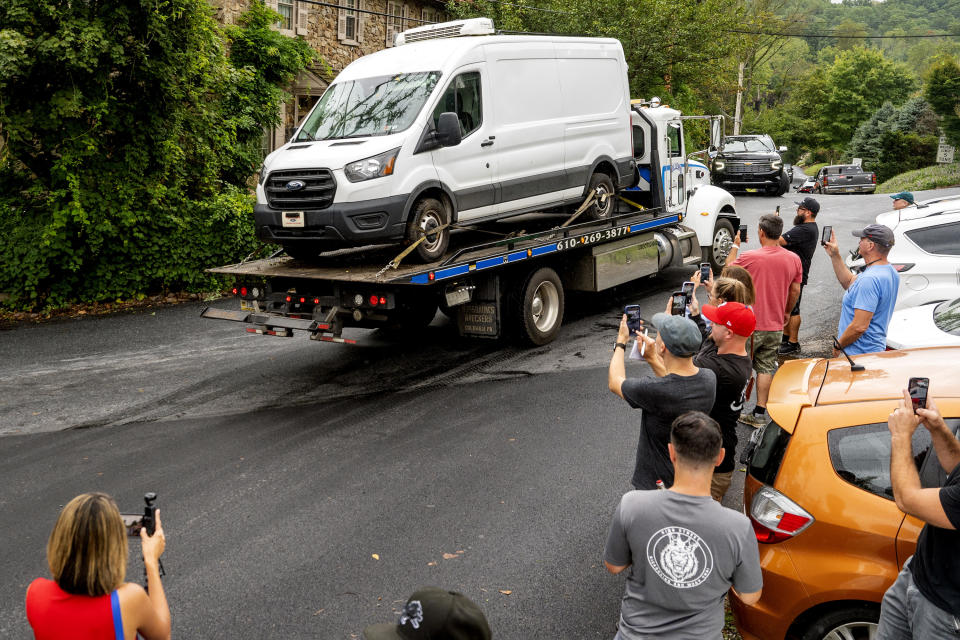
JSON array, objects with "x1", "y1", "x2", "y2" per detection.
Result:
[
  {"x1": 771, "y1": 159, "x2": 782, "y2": 170},
  {"x1": 713, "y1": 160, "x2": 725, "y2": 172},
  {"x1": 257, "y1": 163, "x2": 267, "y2": 185},
  {"x1": 344, "y1": 148, "x2": 401, "y2": 183}
]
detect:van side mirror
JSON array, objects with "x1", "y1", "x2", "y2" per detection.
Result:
[
  {"x1": 436, "y1": 112, "x2": 462, "y2": 147},
  {"x1": 778, "y1": 145, "x2": 788, "y2": 152}
]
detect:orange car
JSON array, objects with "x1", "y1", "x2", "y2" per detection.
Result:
[{"x1": 731, "y1": 346, "x2": 960, "y2": 640}]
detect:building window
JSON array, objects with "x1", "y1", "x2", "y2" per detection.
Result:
[
  {"x1": 338, "y1": 0, "x2": 362, "y2": 44},
  {"x1": 422, "y1": 7, "x2": 437, "y2": 25},
  {"x1": 386, "y1": 2, "x2": 405, "y2": 47},
  {"x1": 277, "y1": 0, "x2": 294, "y2": 30}
]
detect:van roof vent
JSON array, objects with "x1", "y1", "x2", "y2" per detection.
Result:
[{"x1": 396, "y1": 18, "x2": 495, "y2": 46}]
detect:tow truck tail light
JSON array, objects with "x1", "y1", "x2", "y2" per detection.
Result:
[
  {"x1": 285, "y1": 295, "x2": 292, "y2": 302},
  {"x1": 749, "y1": 485, "x2": 814, "y2": 543},
  {"x1": 369, "y1": 294, "x2": 379, "y2": 306},
  {"x1": 892, "y1": 263, "x2": 914, "y2": 272}
]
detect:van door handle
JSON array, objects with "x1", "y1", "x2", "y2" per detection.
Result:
[{"x1": 481, "y1": 139, "x2": 495, "y2": 147}]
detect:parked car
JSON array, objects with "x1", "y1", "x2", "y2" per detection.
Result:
[
  {"x1": 710, "y1": 134, "x2": 791, "y2": 196},
  {"x1": 886, "y1": 297, "x2": 960, "y2": 349},
  {"x1": 731, "y1": 347, "x2": 960, "y2": 640},
  {"x1": 796, "y1": 177, "x2": 816, "y2": 193},
  {"x1": 845, "y1": 194, "x2": 960, "y2": 309},
  {"x1": 813, "y1": 164, "x2": 876, "y2": 194}
]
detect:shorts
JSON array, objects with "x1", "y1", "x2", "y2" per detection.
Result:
[
  {"x1": 790, "y1": 285, "x2": 804, "y2": 316},
  {"x1": 752, "y1": 330, "x2": 783, "y2": 374},
  {"x1": 711, "y1": 471, "x2": 733, "y2": 502}
]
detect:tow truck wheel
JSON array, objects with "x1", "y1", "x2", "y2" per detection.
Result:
[
  {"x1": 516, "y1": 267, "x2": 564, "y2": 346},
  {"x1": 405, "y1": 197, "x2": 450, "y2": 263},
  {"x1": 706, "y1": 218, "x2": 735, "y2": 273},
  {"x1": 584, "y1": 172, "x2": 615, "y2": 220}
]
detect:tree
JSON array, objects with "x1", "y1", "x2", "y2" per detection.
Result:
[
  {"x1": 925, "y1": 57, "x2": 960, "y2": 146},
  {"x1": 0, "y1": 0, "x2": 318, "y2": 309}
]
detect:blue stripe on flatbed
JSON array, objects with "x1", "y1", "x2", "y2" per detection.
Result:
[
  {"x1": 477, "y1": 256, "x2": 506, "y2": 270},
  {"x1": 630, "y1": 215, "x2": 678, "y2": 232},
  {"x1": 507, "y1": 251, "x2": 528, "y2": 263},
  {"x1": 410, "y1": 274, "x2": 431, "y2": 284},
  {"x1": 531, "y1": 245, "x2": 555, "y2": 257},
  {"x1": 434, "y1": 264, "x2": 470, "y2": 280}
]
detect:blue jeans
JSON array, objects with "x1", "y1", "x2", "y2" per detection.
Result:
[{"x1": 877, "y1": 559, "x2": 960, "y2": 639}]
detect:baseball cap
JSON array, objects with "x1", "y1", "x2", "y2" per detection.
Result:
[
  {"x1": 650, "y1": 313, "x2": 702, "y2": 357},
  {"x1": 851, "y1": 223, "x2": 895, "y2": 248},
  {"x1": 363, "y1": 587, "x2": 492, "y2": 640},
  {"x1": 794, "y1": 196, "x2": 820, "y2": 214},
  {"x1": 701, "y1": 302, "x2": 756, "y2": 337},
  {"x1": 889, "y1": 191, "x2": 915, "y2": 204}
]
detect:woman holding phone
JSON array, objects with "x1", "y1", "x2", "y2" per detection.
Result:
[{"x1": 26, "y1": 492, "x2": 171, "y2": 640}]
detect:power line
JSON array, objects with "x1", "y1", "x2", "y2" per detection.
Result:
[{"x1": 726, "y1": 28, "x2": 960, "y2": 39}]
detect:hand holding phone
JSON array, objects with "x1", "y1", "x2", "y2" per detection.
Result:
[
  {"x1": 700, "y1": 262, "x2": 711, "y2": 283},
  {"x1": 821, "y1": 225, "x2": 833, "y2": 246},
  {"x1": 681, "y1": 281, "x2": 695, "y2": 297},
  {"x1": 671, "y1": 292, "x2": 687, "y2": 316},
  {"x1": 624, "y1": 304, "x2": 642, "y2": 333},
  {"x1": 739, "y1": 224, "x2": 748, "y2": 242},
  {"x1": 908, "y1": 377, "x2": 929, "y2": 413}
]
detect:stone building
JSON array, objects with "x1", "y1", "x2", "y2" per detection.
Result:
[{"x1": 208, "y1": 0, "x2": 448, "y2": 153}]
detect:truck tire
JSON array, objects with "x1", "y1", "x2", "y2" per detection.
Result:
[
  {"x1": 516, "y1": 267, "x2": 564, "y2": 346},
  {"x1": 583, "y1": 172, "x2": 615, "y2": 220},
  {"x1": 405, "y1": 197, "x2": 449, "y2": 263},
  {"x1": 775, "y1": 172, "x2": 790, "y2": 196},
  {"x1": 705, "y1": 218, "x2": 735, "y2": 274}
]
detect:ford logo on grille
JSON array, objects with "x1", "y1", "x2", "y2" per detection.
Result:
[{"x1": 285, "y1": 180, "x2": 306, "y2": 191}]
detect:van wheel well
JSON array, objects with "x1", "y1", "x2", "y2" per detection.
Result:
[
  {"x1": 784, "y1": 600, "x2": 880, "y2": 640},
  {"x1": 591, "y1": 161, "x2": 617, "y2": 185},
  {"x1": 410, "y1": 187, "x2": 455, "y2": 224}
]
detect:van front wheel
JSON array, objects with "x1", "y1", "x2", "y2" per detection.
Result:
[
  {"x1": 584, "y1": 172, "x2": 615, "y2": 220},
  {"x1": 405, "y1": 197, "x2": 450, "y2": 263}
]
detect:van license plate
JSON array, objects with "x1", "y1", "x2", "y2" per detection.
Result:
[{"x1": 282, "y1": 211, "x2": 304, "y2": 228}]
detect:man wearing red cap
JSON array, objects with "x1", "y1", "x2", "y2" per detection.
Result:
[{"x1": 694, "y1": 301, "x2": 756, "y2": 501}]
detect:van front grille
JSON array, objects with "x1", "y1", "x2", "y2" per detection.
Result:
[{"x1": 265, "y1": 169, "x2": 336, "y2": 210}]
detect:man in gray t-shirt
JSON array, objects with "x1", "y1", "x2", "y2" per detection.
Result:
[{"x1": 604, "y1": 412, "x2": 762, "y2": 639}]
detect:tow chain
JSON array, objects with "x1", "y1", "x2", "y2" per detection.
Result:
[{"x1": 375, "y1": 186, "x2": 645, "y2": 278}]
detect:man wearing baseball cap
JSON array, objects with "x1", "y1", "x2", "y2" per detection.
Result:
[
  {"x1": 822, "y1": 223, "x2": 899, "y2": 355},
  {"x1": 610, "y1": 311, "x2": 717, "y2": 490},
  {"x1": 364, "y1": 587, "x2": 491, "y2": 640},
  {"x1": 890, "y1": 191, "x2": 915, "y2": 210},
  {"x1": 695, "y1": 302, "x2": 756, "y2": 501},
  {"x1": 777, "y1": 197, "x2": 820, "y2": 355}
]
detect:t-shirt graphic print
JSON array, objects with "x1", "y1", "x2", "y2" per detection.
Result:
[{"x1": 647, "y1": 526, "x2": 714, "y2": 588}]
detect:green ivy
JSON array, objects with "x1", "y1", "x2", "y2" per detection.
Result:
[{"x1": 0, "y1": 0, "x2": 319, "y2": 310}]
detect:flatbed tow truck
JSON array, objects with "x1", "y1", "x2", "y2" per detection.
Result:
[{"x1": 201, "y1": 201, "x2": 731, "y2": 346}]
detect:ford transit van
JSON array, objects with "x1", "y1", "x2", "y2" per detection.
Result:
[{"x1": 255, "y1": 18, "x2": 636, "y2": 262}]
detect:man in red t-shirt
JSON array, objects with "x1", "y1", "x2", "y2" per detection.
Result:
[{"x1": 727, "y1": 213, "x2": 802, "y2": 427}]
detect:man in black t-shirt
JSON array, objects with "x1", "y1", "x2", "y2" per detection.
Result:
[
  {"x1": 878, "y1": 391, "x2": 960, "y2": 639},
  {"x1": 778, "y1": 196, "x2": 820, "y2": 355},
  {"x1": 693, "y1": 302, "x2": 755, "y2": 501}
]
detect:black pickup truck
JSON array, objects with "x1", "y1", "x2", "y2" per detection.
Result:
[
  {"x1": 812, "y1": 164, "x2": 877, "y2": 195},
  {"x1": 710, "y1": 134, "x2": 790, "y2": 196}
]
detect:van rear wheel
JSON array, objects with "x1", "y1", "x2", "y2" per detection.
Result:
[
  {"x1": 515, "y1": 267, "x2": 564, "y2": 346},
  {"x1": 584, "y1": 172, "x2": 615, "y2": 220},
  {"x1": 405, "y1": 197, "x2": 450, "y2": 263}
]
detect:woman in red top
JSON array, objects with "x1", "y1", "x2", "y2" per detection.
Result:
[{"x1": 25, "y1": 492, "x2": 171, "y2": 640}]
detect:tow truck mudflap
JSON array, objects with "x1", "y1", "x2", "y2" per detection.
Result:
[{"x1": 199, "y1": 306, "x2": 356, "y2": 342}]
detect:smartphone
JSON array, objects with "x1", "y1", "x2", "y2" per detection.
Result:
[
  {"x1": 670, "y1": 292, "x2": 687, "y2": 316},
  {"x1": 908, "y1": 377, "x2": 929, "y2": 413},
  {"x1": 120, "y1": 514, "x2": 144, "y2": 537},
  {"x1": 738, "y1": 224, "x2": 748, "y2": 241},
  {"x1": 681, "y1": 281, "x2": 694, "y2": 298},
  {"x1": 699, "y1": 262, "x2": 711, "y2": 283},
  {"x1": 776, "y1": 205, "x2": 781, "y2": 216},
  {"x1": 624, "y1": 304, "x2": 642, "y2": 333},
  {"x1": 821, "y1": 225, "x2": 833, "y2": 246}
]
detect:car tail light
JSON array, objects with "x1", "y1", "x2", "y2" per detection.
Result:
[
  {"x1": 871, "y1": 173, "x2": 877, "y2": 184},
  {"x1": 892, "y1": 263, "x2": 914, "y2": 272},
  {"x1": 749, "y1": 485, "x2": 814, "y2": 543},
  {"x1": 823, "y1": 176, "x2": 829, "y2": 186}
]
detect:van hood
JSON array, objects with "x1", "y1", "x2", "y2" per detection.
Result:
[{"x1": 263, "y1": 134, "x2": 410, "y2": 173}]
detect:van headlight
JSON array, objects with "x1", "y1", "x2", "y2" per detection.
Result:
[
  {"x1": 257, "y1": 163, "x2": 267, "y2": 185},
  {"x1": 344, "y1": 148, "x2": 401, "y2": 182},
  {"x1": 771, "y1": 159, "x2": 782, "y2": 170}
]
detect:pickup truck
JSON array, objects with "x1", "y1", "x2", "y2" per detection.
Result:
[
  {"x1": 812, "y1": 164, "x2": 877, "y2": 195},
  {"x1": 710, "y1": 134, "x2": 790, "y2": 196}
]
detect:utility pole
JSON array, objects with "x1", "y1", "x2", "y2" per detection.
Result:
[{"x1": 733, "y1": 61, "x2": 744, "y2": 135}]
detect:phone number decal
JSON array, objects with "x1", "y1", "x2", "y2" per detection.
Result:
[{"x1": 556, "y1": 225, "x2": 632, "y2": 251}]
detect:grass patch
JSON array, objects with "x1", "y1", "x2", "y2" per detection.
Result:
[
  {"x1": 879, "y1": 162, "x2": 960, "y2": 193},
  {"x1": 798, "y1": 162, "x2": 827, "y2": 178}
]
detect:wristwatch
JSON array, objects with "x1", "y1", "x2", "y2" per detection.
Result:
[{"x1": 615, "y1": 342, "x2": 627, "y2": 351}]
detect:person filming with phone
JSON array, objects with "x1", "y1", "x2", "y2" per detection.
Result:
[
  {"x1": 878, "y1": 384, "x2": 960, "y2": 639},
  {"x1": 26, "y1": 492, "x2": 171, "y2": 640},
  {"x1": 776, "y1": 197, "x2": 820, "y2": 355}
]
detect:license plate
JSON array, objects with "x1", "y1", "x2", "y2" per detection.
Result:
[
  {"x1": 282, "y1": 211, "x2": 304, "y2": 228},
  {"x1": 845, "y1": 188, "x2": 855, "y2": 193},
  {"x1": 240, "y1": 299, "x2": 256, "y2": 311}
]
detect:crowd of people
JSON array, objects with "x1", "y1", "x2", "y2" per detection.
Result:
[{"x1": 25, "y1": 193, "x2": 955, "y2": 640}]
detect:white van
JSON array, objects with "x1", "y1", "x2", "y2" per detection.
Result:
[{"x1": 255, "y1": 18, "x2": 635, "y2": 262}]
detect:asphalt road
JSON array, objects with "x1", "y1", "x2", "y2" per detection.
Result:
[{"x1": 2, "y1": 186, "x2": 958, "y2": 638}]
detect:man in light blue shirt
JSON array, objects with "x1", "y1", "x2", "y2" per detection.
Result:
[{"x1": 823, "y1": 224, "x2": 899, "y2": 355}]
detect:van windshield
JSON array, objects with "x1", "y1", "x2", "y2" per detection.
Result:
[{"x1": 296, "y1": 72, "x2": 442, "y2": 141}]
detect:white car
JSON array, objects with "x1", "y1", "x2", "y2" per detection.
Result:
[
  {"x1": 845, "y1": 194, "x2": 960, "y2": 309},
  {"x1": 886, "y1": 297, "x2": 960, "y2": 349}
]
